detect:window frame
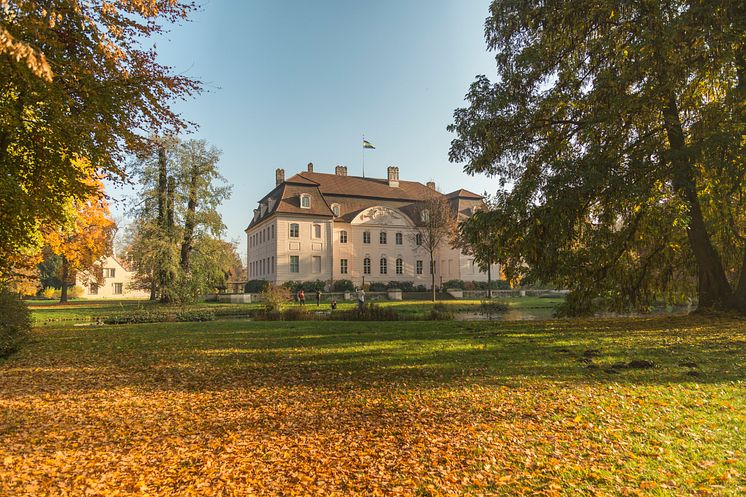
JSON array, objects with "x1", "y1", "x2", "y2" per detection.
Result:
[
  {"x1": 313, "y1": 224, "x2": 322, "y2": 238},
  {"x1": 289, "y1": 223, "x2": 300, "y2": 238},
  {"x1": 340, "y1": 258, "x2": 348, "y2": 274},
  {"x1": 363, "y1": 231, "x2": 371, "y2": 244},
  {"x1": 395, "y1": 232, "x2": 403, "y2": 245},
  {"x1": 416, "y1": 260, "x2": 423, "y2": 275},
  {"x1": 339, "y1": 230, "x2": 348, "y2": 243},
  {"x1": 290, "y1": 255, "x2": 300, "y2": 273},
  {"x1": 300, "y1": 194, "x2": 311, "y2": 209},
  {"x1": 396, "y1": 258, "x2": 403, "y2": 275},
  {"x1": 379, "y1": 231, "x2": 387, "y2": 244},
  {"x1": 363, "y1": 257, "x2": 371, "y2": 275},
  {"x1": 380, "y1": 257, "x2": 387, "y2": 275}
]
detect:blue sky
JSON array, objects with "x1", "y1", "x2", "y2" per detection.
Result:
[{"x1": 109, "y1": 0, "x2": 498, "y2": 259}]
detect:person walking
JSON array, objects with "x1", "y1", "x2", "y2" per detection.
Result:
[
  {"x1": 316, "y1": 289, "x2": 321, "y2": 306},
  {"x1": 357, "y1": 287, "x2": 365, "y2": 311},
  {"x1": 297, "y1": 289, "x2": 305, "y2": 305}
]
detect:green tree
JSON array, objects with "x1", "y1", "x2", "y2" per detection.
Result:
[
  {"x1": 455, "y1": 197, "x2": 502, "y2": 297},
  {"x1": 126, "y1": 138, "x2": 232, "y2": 303},
  {"x1": 449, "y1": 0, "x2": 744, "y2": 314},
  {"x1": 0, "y1": 1, "x2": 200, "y2": 274}
]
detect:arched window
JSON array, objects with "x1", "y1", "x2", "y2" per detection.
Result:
[
  {"x1": 363, "y1": 231, "x2": 371, "y2": 244},
  {"x1": 395, "y1": 232, "x2": 403, "y2": 245},
  {"x1": 331, "y1": 203, "x2": 341, "y2": 217},
  {"x1": 380, "y1": 257, "x2": 387, "y2": 275},
  {"x1": 396, "y1": 258, "x2": 403, "y2": 275},
  {"x1": 415, "y1": 233, "x2": 423, "y2": 246},
  {"x1": 363, "y1": 257, "x2": 371, "y2": 274},
  {"x1": 379, "y1": 231, "x2": 387, "y2": 244},
  {"x1": 300, "y1": 194, "x2": 311, "y2": 209},
  {"x1": 339, "y1": 230, "x2": 348, "y2": 243}
]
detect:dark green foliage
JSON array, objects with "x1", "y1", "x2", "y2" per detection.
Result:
[
  {"x1": 254, "y1": 307, "x2": 315, "y2": 321},
  {"x1": 368, "y1": 282, "x2": 387, "y2": 292},
  {"x1": 37, "y1": 248, "x2": 63, "y2": 290},
  {"x1": 0, "y1": 288, "x2": 30, "y2": 357},
  {"x1": 245, "y1": 280, "x2": 268, "y2": 293},
  {"x1": 449, "y1": 0, "x2": 745, "y2": 314},
  {"x1": 332, "y1": 279, "x2": 355, "y2": 292},
  {"x1": 103, "y1": 309, "x2": 215, "y2": 325},
  {"x1": 387, "y1": 281, "x2": 415, "y2": 291},
  {"x1": 479, "y1": 300, "x2": 509, "y2": 315},
  {"x1": 414, "y1": 285, "x2": 427, "y2": 292},
  {"x1": 444, "y1": 280, "x2": 465, "y2": 290},
  {"x1": 301, "y1": 280, "x2": 326, "y2": 292}
]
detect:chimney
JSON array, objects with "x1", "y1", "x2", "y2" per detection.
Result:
[
  {"x1": 307, "y1": 162, "x2": 314, "y2": 172},
  {"x1": 275, "y1": 168, "x2": 285, "y2": 186},
  {"x1": 426, "y1": 181, "x2": 436, "y2": 190},
  {"x1": 387, "y1": 166, "x2": 400, "y2": 187},
  {"x1": 335, "y1": 165, "x2": 347, "y2": 176}
]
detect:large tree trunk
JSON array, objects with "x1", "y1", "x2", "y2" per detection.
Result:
[
  {"x1": 430, "y1": 256, "x2": 436, "y2": 302},
  {"x1": 487, "y1": 265, "x2": 492, "y2": 298},
  {"x1": 732, "y1": 53, "x2": 746, "y2": 311},
  {"x1": 59, "y1": 256, "x2": 69, "y2": 303},
  {"x1": 180, "y1": 164, "x2": 198, "y2": 271},
  {"x1": 662, "y1": 96, "x2": 734, "y2": 310}
]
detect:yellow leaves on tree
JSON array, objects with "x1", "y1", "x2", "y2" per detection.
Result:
[{"x1": 44, "y1": 179, "x2": 115, "y2": 302}]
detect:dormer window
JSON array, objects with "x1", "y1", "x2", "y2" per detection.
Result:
[
  {"x1": 331, "y1": 203, "x2": 341, "y2": 217},
  {"x1": 300, "y1": 194, "x2": 311, "y2": 209}
]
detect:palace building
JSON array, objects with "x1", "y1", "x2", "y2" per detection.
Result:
[{"x1": 245, "y1": 163, "x2": 498, "y2": 288}]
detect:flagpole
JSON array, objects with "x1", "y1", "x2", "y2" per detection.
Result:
[{"x1": 362, "y1": 134, "x2": 365, "y2": 178}]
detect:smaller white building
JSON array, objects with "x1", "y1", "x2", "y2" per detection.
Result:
[{"x1": 75, "y1": 255, "x2": 150, "y2": 299}]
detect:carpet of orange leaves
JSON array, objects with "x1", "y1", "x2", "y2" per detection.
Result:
[{"x1": 0, "y1": 318, "x2": 744, "y2": 496}]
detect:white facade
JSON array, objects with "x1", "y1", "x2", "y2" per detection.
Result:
[{"x1": 75, "y1": 255, "x2": 150, "y2": 299}]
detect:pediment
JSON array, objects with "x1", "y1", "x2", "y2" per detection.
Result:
[{"x1": 350, "y1": 206, "x2": 414, "y2": 227}]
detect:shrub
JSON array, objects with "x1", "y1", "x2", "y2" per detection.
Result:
[
  {"x1": 414, "y1": 285, "x2": 427, "y2": 292},
  {"x1": 444, "y1": 279, "x2": 465, "y2": 290},
  {"x1": 42, "y1": 287, "x2": 60, "y2": 299},
  {"x1": 301, "y1": 280, "x2": 327, "y2": 292},
  {"x1": 330, "y1": 303, "x2": 400, "y2": 321},
  {"x1": 428, "y1": 303, "x2": 454, "y2": 320},
  {"x1": 386, "y1": 281, "x2": 415, "y2": 291},
  {"x1": 332, "y1": 279, "x2": 355, "y2": 292},
  {"x1": 261, "y1": 283, "x2": 291, "y2": 312},
  {"x1": 103, "y1": 309, "x2": 215, "y2": 325},
  {"x1": 0, "y1": 288, "x2": 31, "y2": 357},
  {"x1": 245, "y1": 279, "x2": 268, "y2": 293},
  {"x1": 368, "y1": 282, "x2": 387, "y2": 292},
  {"x1": 281, "y1": 307, "x2": 315, "y2": 321},
  {"x1": 68, "y1": 285, "x2": 85, "y2": 299},
  {"x1": 281, "y1": 280, "x2": 301, "y2": 291}
]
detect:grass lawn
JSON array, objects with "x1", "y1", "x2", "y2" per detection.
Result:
[
  {"x1": 1, "y1": 314, "x2": 744, "y2": 495},
  {"x1": 27, "y1": 296, "x2": 564, "y2": 324}
]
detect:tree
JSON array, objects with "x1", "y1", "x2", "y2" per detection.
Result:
[
  {"x1": 449, "y1": 1, "x2": 744, "y2": 314},
  {"x1": 455, "y1": 199, "x2": 502, "y2": 297},
  {"x1": 0, "y1": 1, "x2": 200, "y2": 274},
  {"x1": 44, "y1": 182, "x2": 115, "y2": 302},
  {"x1": 412, "y1": 193, "x2": 457, "y2": 302},
  {"x1": 126, "y1": 138, "x2": 231, "y2": 303}
]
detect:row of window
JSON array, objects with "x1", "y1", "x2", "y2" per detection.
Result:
[
  {"x1": 250, "y1": 256, "x2": 276, "y2": 277},
  {"x1": 250, "y1": 224, "x2": 275, "y2": 247},
  {"x1": 287, "y1": 256, "x2": 433, "y2": 275},
  {"x1": 89, "y1": 283, "x2": 123, "y2": 295},
  {"x1": 285, "y1": 225, "x2": 423, "y2": 247}
]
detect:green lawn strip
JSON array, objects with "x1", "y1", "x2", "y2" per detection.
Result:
[{"x1": 1, "y1": 316, "x2": 743, "y2": 494}]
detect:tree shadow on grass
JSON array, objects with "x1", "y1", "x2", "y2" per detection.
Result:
[{"x1": 0, "y1": 315, "x2": 744, "y2": 398}]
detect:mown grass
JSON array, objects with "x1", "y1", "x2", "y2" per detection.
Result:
[
  {"x1": 27, "y1": 296, "x2": 564, "y2": 324},
  {"x1": 0, "y1": 315, "x2": 744, "y2": 495}
]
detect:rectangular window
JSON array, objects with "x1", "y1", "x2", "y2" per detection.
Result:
[
  {"x1": 113, "y1": 283, "x2": 123, "y2": 295},
  {"x1": 290, "y1": 223, "x2": 299, "y2": 238},
  {"x1": 339, "y1": 230, "x2": 348, "y2": 243},
  {"x1": 313, "y1": 224, "x2": 321, "y2": 238},
  {"x1": 363, "y1": 231, "x2": 370, "y2": 244},
  {"x1": 396, "y1": 258, "x2": 403, "y2": 275},
  {"x1": 340, "y1": 259, "x2": 348, "y2": 274},
  {"x1": 312, "y1": 256, "x2": 321, "y2": 273},
  {"x1": 271, "y1": 256, "x2": 275, "y2": 273},
  {"x1": 89, "y1": 284, "x2": 98, "y2": 295},
  {"x1": 103, "y1": 268, "x2": 116, "y2": 278},
  {"x1": 271, "y1": 225, "x2": 275, "y2": 239},
  {"x1": 380, "y1": 257, "x2": 387, "y2": 274},
  {"x1": 301, "y1": 194, "x2": 311, "y2": 208},
  {"x1": 416, "y1": 260, "x2": 423, "y2": 275},
  {"x1": 290, "y1": 255, "x2": 299, "y2": 273},
  {"x1": 379, "y1": 231, "x2": 387, "y2": 244},
  {"x1": 363, "y1": 258, "x2": 371, "y2": 275},
  {"x1": 395, "y1": 232, "x2": 403, "y2": 245},
  {"x1": 415, "y1": 233, "x2": 423, "y2": 246}
]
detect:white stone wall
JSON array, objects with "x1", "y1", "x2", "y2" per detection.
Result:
[{"x1": 246, "y1": 219, "x2": 278, "y2": 282}]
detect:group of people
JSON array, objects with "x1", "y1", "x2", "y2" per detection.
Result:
[{"x1": 293, "y1": 287, "x2": 366, "y2": 310}]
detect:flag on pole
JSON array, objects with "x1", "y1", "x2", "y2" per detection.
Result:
[{"x1": 363, "y1": 139, "x2": 376, "y2": 149}]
